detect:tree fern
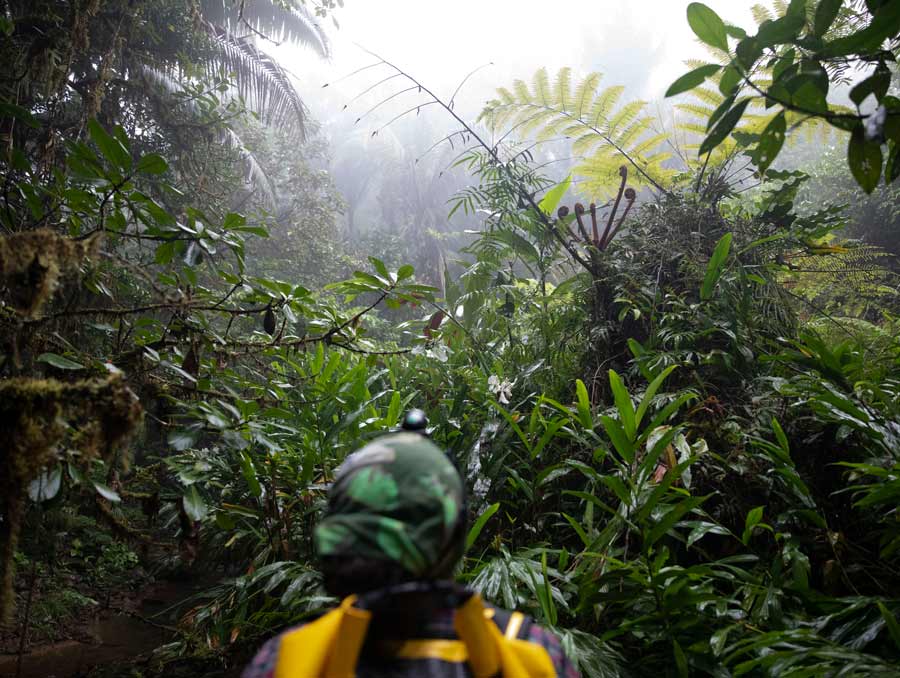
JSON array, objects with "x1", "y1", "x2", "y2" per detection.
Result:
[
  {"x1": 479, "y1": 67, "x2": 673, "y2": 198},
  {"x1": 670, "y1": 1, "x2": 861, "y2": 174}
]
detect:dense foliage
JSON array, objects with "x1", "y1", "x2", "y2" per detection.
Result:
[{"x1": 2, "y1": 1, "x2": 899, "y2": 677}]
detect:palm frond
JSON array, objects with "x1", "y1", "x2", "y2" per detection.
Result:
[
  {"x1": 206, "y1": 23, "x2": 308, "y2": 138},
  {"x1": 199, "y1": 0, "x2": 329, "y2": 57},
  {"x1": 141, "y1": 65, "x2": 278, "y2": 208}
]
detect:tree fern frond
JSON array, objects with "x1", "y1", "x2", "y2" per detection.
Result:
[
  {"x1": 615, "y1": 119, "x2": 652, "y2": 148},
  {"x1": 688, "y1": 86, "x2": 727, "y2": 107},
  {"x1": 554, "y1": 67, "x2": 572, "y2": 110},
  {"x1": 573, "y1": 72, "x2": 602, "y2": 119},
  {"x1": 587, "y1": 85, "x2": 625, "y2": 129},
  {"x1": 532, "y1": 68, "x2": 552, "y2": 105},
  {"x1": 751, "y1": 4, "x2": 774, "y2": 24},
  {"x1": 481, "y1": 68, "x2": 669, "y2": 194},
  {"x1": 629, "y1": 132, "x2": 669, "y2": 157},
  {"x1": 571, "y1": 132, "x2": 601, "y2": 157},
  {"x1": 607, "y1": 101, "x2": 646, "y2": 135},
  {"x1": 676, "y1": 103, "x2": 718, "y2": 119},
  {"x1": 513, "y1": 79, "x2": 532, "y2": 103}
]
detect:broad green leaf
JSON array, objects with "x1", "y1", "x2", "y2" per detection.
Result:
[
  {"x1": 673, "y1": 639, "x2": 689, "y2": 678},
  {"x1": 386, "y1": 391, "x2": 402, "y2": 427},
  {"x1": 540, "y1": 550, "x2": 557, "y2": 626},
  {"x1": 756, "y1": 12, "x2": 806, "y2": 48},
  {"x1": 0, "y1": 102, "x2": 39, "y2": 129},
  {"x1": 850, "y1": 66, "x2": 891, "y2": 107},
  {"x1": 369, "y1": 257, "x2": 391, "y2": 282},
  {"x1": 601, "y1": 415, "x2": 634, "y2": 463},
  {"x1": 700, "y1": 99, "x2": 751, "y2": 156},
  {"x1": 635, "y1": 365, "x2": 677, "y2": 430},
  {"x1": 742, "y1": 505, "x2": 764, "y2": 544},
  {"x1": 574, "y1": 378, "x2": 592, "y2": 429},
  {"x1": 183, "y1": 485, "x2": 208, "y2": 521},
  {"x1": 608, "y1": 370, "x2": 636, "y2": 440},
  {"x1": 466, "y1": 502, "x2": 500, "y2": 549},
  {"x1": 538, "y1": 174, "x2": 571, "y2": 217},
  {"x1": 639, "y1": 393, "x2": 696, "y2": 444},
  {"x1": 665, "y1": 64, "x2": 721, "y2": 97},
  {"x1": 707, "y1": 91, "x2": 737, "y2": 132},
  {"x1": 750, "y1": 112, "x2": 786, "y2": 175},
  {"x1": 37, "y1": 352, "x2": 85, "y2": 370},
  {"x1": 887, "y1": 142, "x2": 900, "y2": 184},
  {"x1": 600, "y1": 475, "x2": 632, "y2": 506},
  {"x1": 645, "y1": 496, "x2": 707, "y2": 547},
  {"x1": 718, "y1": 65, "x2": 741, "y2": 97},
  {"x1": 562, "y1": 513, "x2": 589, "y2": 547},
  {"x1": 813, "y1": 0, "x2": 842, "y2": 37},
  {"x1": 735, "y1": 37, "x2": 763, "y2": 69},
  {"x1": 772, "y1": 49, "x2": 796, "y2": 82},
  {"x1": 687, "y1": 3, "x2": 729, "y2": 51},
  {"x1": 878, "y1": 601, "x2": 900, "y2": 650},
  {"x1": 396, "y1": 264, "x2": 414, "y2": 280},
  {"x1": 848, "y1": 124, "x2": 883, "y2": 193},
  {"x1": 700, "y1": 232, "x2": 733, "y2": 300},
  {"x1": 771, "y1": 418, "x2": 789, "y2": 453},
  {"x1": 240, "y1": 451, "x2": 262, "y2": 498},
  {"x1": 88, "y1": 119, "x2": 131, "y2": 170},
  {"x1": 136, "y1": 153, "x2": 168, "y2": 175}
]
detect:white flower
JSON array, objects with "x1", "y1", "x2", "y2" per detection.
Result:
[{"x1": 488, "y1": 375, "x2": 514, "y2": 405}]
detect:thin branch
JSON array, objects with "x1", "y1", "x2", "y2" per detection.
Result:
[{"x1": 354, "y1": 47, "x2": 593, "y2": 271}]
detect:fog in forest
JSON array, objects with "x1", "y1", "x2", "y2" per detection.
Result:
[{"x1": 2, "y1": 1, "x2": 898, "y2": 676}]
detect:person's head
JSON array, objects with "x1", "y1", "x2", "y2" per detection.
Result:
[{"x1": 314, "y1": 432, "x2": 465, "y2": 599}]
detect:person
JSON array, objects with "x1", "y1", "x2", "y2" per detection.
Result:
[{"x1": 242, "y1": 430, "x2": 580, "y2": 677}]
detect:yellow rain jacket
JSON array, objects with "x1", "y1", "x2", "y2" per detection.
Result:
[{"x1": 273, "y1": 593, "x2": 557, "y2": 677}]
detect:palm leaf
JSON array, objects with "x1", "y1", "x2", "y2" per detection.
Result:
[
  {"x1": 199, "y1": 0, "x2": 329, "y2": 57},
  {"x1": 141, "y1": 65, "x2": 278, "y2": 208},
  {"x1": 205, "y1": 23, "x2": 309, "y2": 137}
]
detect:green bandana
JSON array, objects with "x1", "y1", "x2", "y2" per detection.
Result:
[{"x1": 314, "y1": 433, "x2": 465, "y2": 577}]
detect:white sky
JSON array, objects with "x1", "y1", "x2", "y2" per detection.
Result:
[{"x1": 281, "y1": 0, "x2": 757, "y2": 126}]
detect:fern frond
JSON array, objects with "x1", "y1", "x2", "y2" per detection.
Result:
[
  {"x1": 607, "y1": 101, "x2": 646, "y2": 135},
  {"x1": 554, "y1": 67, "x2": 572, "y2": 110},
  {"x1": 481, "y1": 68, "x2": 670, "y2": 195},
  {"x1": 573, "y1": 72, "x2": 602, "y2": 118},
  {"x1": 587, "y1": 85, "x2": 625, "y2": 128},
  {"x1": 532, "y1": 68, "x2": 552, "y2": 105},
  {"x1": 751, "y1": 4, "x2": 774, "y2": 24}
]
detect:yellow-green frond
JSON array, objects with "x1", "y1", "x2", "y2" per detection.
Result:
[
  {"x1": 751, "y1": 4, "x2": 774, "y2": 24},
  {"x1": 608, "y1": 101, "x2": 647, "y2": 135},
  {"x1": 532, "y1": 68, "x2": 551, "y2": 105},
  {"x1": 554, "y1": 67, "x2": 572, "y2": 110},
  {"x1": 588, "y1": 85, "x2": 625, "y2": 128},
  {"x1": 573, "y1": 72, "x2": 602, "y2": 118}
]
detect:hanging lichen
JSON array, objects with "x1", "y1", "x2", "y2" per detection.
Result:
[
  {"x1": 0, "y1": 373, "x2": 142, "y2": 621},
  {"x1": 0, "y1": 229, "x2": 101, "y2": 318}
]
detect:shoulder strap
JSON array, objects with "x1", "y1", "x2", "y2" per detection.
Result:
[{"x1": 489, "y1": 606, "x2": 534, "y2": 641}]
